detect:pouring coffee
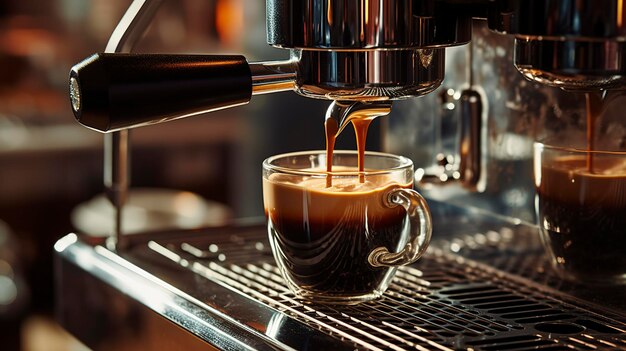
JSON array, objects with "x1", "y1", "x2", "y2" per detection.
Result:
[
  {"x1": 263, "y1": 151, "x2": 432, "y2": 303},
  {"x1": 535, "y1": 93, "x2": 626, "y2": 284}
]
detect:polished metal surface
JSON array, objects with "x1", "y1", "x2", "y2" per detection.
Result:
[
  {"x1": 456, "y1": 39, "x2": 486, "y2": 190},
  {"x1": 515, "y1": 38, "x2": 626, "y2": 90},
  {"x1": 458, "y1": 88, "x2": 484, "y2": 188},
  {"x1": 249, "y1": 61, "x2": 297, "y2": 95},
  {"x1": 265, "y1": 0, "x2": 462, "y2": 101},
  {"x1": 423, "y1": 42, "x2": 486, "y2": 190},
  {"x1": 325, "y1": 101, "x2": 392, "y2": 137},
  {"x1": 55, "y1": 235, "x2": 283, "y2": 351},
  {"x1": 266, "y1": 0, "x2": 472, "y2": 49},
  {"x1": 104, "y1": 0, "x2": 165, "y2": 54},
  {"x1": 293, "y1": 48, "x2": 445, "y2": 100},
  {"x1": 488, "y1": 0, "x2": 626, "y2": 90},
  {"x1": 56, "y1": 200, "x2": 626, "y2": 350},
  {"x1": 388, "y1": 19, "x2": 626, "y2": 224},
  {"x1": 56, "y1": 230, "x2": 355, "y2": 351},
  {"x1": 104, "y1": 130, "x2": 129, "y2": 250},
  {"x1": 489, "y1": 0, "x2": 626, "y2": 40}
]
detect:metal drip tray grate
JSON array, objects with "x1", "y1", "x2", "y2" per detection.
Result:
[{"x1": 147, "y1": 229, "x2": 626, "y2": 351}]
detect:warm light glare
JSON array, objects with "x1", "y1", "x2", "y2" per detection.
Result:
[
  {"x1": 619, "y1": 0, "x2": 624, "y2": 28},
  {"x1": 215, "y1": 0, "x2": 244, "y2": 45},
  {"x1": 327, "y1": 0, "x2": 333, "y2": 25},
  {"x1": 364, "y1": 0, "x2": 369, "y2": 25}
]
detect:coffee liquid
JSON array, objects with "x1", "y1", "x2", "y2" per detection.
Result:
[
  {"x1": 266, "y1": 105, "x2": 405, "y2": 295},
  {"x1": 264, "y1": 173, "x2": 410, "y2": 295},
  {"x1": 537, "y1": 157, "x2": 626, "y2": 280},
  {"x1": 263, "y1": 106, "x2": 398, "y2": 296},
  {"x1": 353, "y1": 118, "x2": 373, "y2": 183},
  {"x1": 324, "y1": 118, "x2": 338, "y2": 188},
  {"x1": 585, "y1": 92, "x2": 604, "y2": 172},
  {"x1": 324, "y1": 116, "x2": 374, "y2": 186}
]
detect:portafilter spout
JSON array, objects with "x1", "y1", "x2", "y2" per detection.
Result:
[{"x1": 325, "y1": 101, "x2": 393, "y2": 138}]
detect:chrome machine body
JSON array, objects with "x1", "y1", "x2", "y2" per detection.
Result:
[
  {"x1": 389, "y1": 0, "x2": 626, "y2": 219},
  {"x1": 57, "y1": 1, "x2": 626, "y2": 350}
]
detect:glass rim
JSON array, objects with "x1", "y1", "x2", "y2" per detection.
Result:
[
  {"x1": 534, "y1": 142, "x2": 626, "y2": 156},
  {"x1": 263, "y1": 150, "x2": 413, "y2": 177}
]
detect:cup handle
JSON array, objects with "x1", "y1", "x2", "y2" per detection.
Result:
[{"x1": 368, "y1": 188, "x2": 432, "y2": 267}]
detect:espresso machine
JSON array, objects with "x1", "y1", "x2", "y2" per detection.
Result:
[{"x1": 56, "y1": 1, "x2": 626, "y2": 350}]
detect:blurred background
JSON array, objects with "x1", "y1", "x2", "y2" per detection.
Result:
[{"x1": 0, "y1": 0, "x2": 384, "y2": 349}]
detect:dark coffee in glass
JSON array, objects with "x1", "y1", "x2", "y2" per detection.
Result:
[
  {"x1": 535, "y1": 144, "x2": 626, "y2": 284},
  {"x1": 263, "y1": 151, "x2": 432, "y2": 303}
]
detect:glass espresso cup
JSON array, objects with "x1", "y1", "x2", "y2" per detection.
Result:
[
  {"x1": 534, "y1": 143, "x2": 626, "y2": 284},
  {"x1": 262, "y1": 150, "x2": 432, "y2": 303}
]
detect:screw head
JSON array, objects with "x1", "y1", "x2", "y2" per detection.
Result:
[{"x1": 69, "y1": 77, "x2": 81, "y2": 113}]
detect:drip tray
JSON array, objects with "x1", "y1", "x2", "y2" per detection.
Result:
[{"x1": 56, "y1": 201, "x2": 626, "y2": 351}]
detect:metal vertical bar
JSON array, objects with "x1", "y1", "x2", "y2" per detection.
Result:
[
  {"x1": 103, "y1": 0, "x2": 163, "y2": 250},
  {"x1": 458, "y1": 39, "x2": 484, "y2": 191},
  {"x1": 104, "y1": 130, "x2": 129, "y2": 250}
]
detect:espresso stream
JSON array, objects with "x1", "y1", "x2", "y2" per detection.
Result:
[
  {"x1": 585, "y1": 92, "x2": 604, "y2": 171},
  {"x1": 324, "y1": 118, "x2": 338, "y2": 188},
  {"x1": 325, "y1": 114, "x2": 374, "y2": 187}
]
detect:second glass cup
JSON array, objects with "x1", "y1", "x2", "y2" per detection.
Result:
[
  {"x1": 534, "y1": 142, "x2": 626, "y2": 284},
  {"x1": 262, "y1": 150, "x2": 432, "y2": 303}
]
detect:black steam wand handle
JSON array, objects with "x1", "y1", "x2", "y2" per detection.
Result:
[{"x1": 69, "y1": 53, "x2": 252, "y2": 132}]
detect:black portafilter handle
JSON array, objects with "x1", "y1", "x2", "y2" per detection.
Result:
[{"x1": 69, "y1": 53, "x2": 252, "y2": 132}]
